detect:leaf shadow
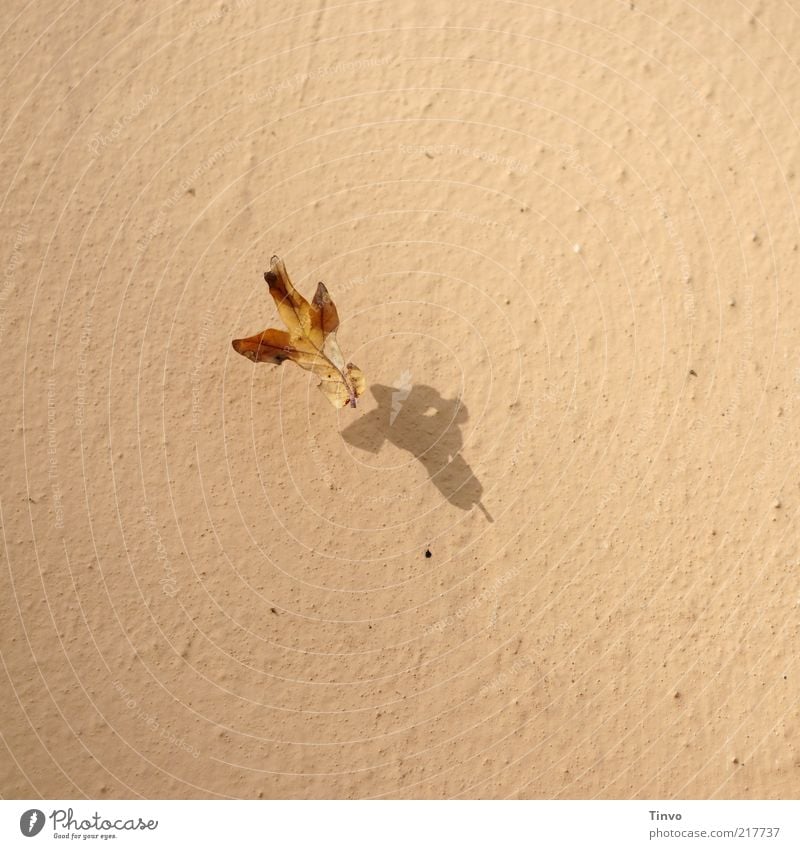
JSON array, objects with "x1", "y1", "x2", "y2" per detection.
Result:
[{"x1": 341, "y1": 384, "x2": 493, "y2": 520}]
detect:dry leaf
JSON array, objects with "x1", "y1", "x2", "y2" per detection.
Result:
[{"x1": 232, "y1": 256, "x2": 366, "y2": 408}]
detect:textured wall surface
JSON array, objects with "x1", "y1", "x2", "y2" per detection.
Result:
[{"x1": 1, "y1": 0, "x2": 799, "y2": 799}]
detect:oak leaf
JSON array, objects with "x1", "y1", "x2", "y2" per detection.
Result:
[{"x1": 232, "y1": 256, "x2": 365, "y2": 408}]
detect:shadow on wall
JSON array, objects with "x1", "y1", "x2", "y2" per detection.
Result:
[{"x1": 341, "y1": 384, "x2": 493, "y2": 521}]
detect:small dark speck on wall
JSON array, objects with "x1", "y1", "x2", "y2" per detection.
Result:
[{"x1": 425, "y1": 549, "x2": 432, "y2": 558}]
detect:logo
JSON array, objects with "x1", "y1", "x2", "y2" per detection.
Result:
[
  {"x1": 19, "y1": 809, "x2": 45, "y2": 837},
  {"x1": 390, "y1": 369, "x2": 412, "y2": 424}
]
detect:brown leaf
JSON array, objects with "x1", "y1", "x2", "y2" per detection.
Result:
[{"x1": 232, "y1": 256, "x2": 366, "y2": 408}]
